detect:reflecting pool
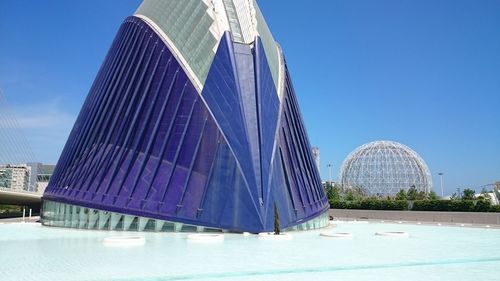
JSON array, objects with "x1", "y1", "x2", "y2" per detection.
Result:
[{"x1": 1, "y1": 222, "x2": 499, "y2": 281}]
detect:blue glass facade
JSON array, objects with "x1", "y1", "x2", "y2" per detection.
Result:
[{"x1": 43, "y1": 14, "x2": 328, "y2": 233}]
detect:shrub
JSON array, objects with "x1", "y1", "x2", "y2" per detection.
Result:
[
  {"x1": 461, "y1": 188, "x2": 476, "y2": 200},
  {"x1": 412, "y1": 200, "x2": 495, "y2": 212},
  {"x1": 331, "y1": 199, "x2": 499, "y2": 213},
  {"x1": 407, "y1": 186, "x2": 418, "y2": 200},
  {"x1": 325, "y1": 184, "x2": 341, "y2": 201},
  {"x1": 427, "y1": 191, "x2": 439, "y2": 200},
  {"x1": 474, "y1": 200, "x2": 491, "y2": 212},
  {"x1": 450, "y1": 200, "x2": 475, "y2": 211},
  {"x1": 412, "y1": 200, "x2": 449, "y2": 211},
  {"x1": 489, "y1": 205, "x2": 500, "y2": 212},
  {"x1": 329, "y1": 200, "x2": 347, "y2": 209},
  {"x1": 395, "y1": 189, "x2": 407, "y2": 201},
  {"x1": 330, "y1": 199, "x2": 407, "y2": 211}
]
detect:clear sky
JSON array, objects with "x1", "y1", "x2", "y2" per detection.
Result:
[{"x1": 0, "y1": 0, "x2": 499, "y2": 195}]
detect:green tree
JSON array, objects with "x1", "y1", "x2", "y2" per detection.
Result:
[
  {"x1": 462, "y1": 188, "x2": 475, "y2": 200},
  {"x1": 395, "y1": 189, "x2": 407, "y2": 200},
  {"x1": 345, "y1": 190, "x2": 355, "y2": 201},
  {"x1": 474, "y1": 199, "x2": 491, "y2": 212},
  {"x1": 416, "y1": 191, "x2": 427, "y2": 200},
  {"x1": 325, "y1": 184, "x2": 341, "y2": 201},
  {"x1": 407, "y1": 185, "x2": 419, "y2": 200},
  {"x1": 427, "y1": 191, "x2": 439, "y2": 200},
  {"x1": 273, "y1": 203, "x2": 280, "y2": 235}
]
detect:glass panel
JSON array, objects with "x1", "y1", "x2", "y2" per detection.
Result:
[
  {"x1": 88, "y1": 209, "x2": 98, "y2": 229},
  {"x1": 162, "y1": 222, "x2": 175, "y2": 232},
  {"x1": 203, "y1": 227, "x2": 223, "y2": 233},
  {"x1": 136, "y1": 0, "x2": 218, "y2": 85},
  {"x1": 123, "y1": 215, "x2": 135, "y2": 231},
  {"x1": 252, "y1": 0, "x2": 280, "y2": 90},
  {"x1": 71, "y1": 206, "x2": 79, "y2": 228},
  {"x1": 98, "y1": 211, "x2": 110, "y2": 230},
  {"x1": 128, "y1": 217, "x2": 139, "y2": 231},
  {"x1": 41, "y1": 200, "x2": 229, "y2": 233},
  {"x1": 174, "y1": 222, "x2": 183, "y2": 232},
  {"x1": 181, "y1": 224, "x2": 197, "y2": 232},
  {"x1": 78, "y1": 208, "x2": 88, "y2": 229},
  {"x1": 64, "y1": 205, "x2": 72, "y2": 228},
  {"x1": 222, "y1": 0, "x2": 244, "y2": 42},
  {"x1": 115, "y1": 215, "x2": 125, "y2": 231},
  {"x1": 144, "y1": 219, "x2": 156, "y2": 231},
  {"x1": 110, "y1": 213, "x2": 122, "y2": 230},
  {"x1": 55, "y1": 202, "x2": 64, "y2": 227},
  {"x1": 138, "y1": 217, "x2": 149, "y2": 231},
  {"x1": 154, "y1": 220, "x2": 165, "y2": 232}
]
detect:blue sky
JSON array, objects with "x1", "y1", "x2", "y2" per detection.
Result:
[{"x1": 0, "y1": 0, "x2": 499, "y2": 195}]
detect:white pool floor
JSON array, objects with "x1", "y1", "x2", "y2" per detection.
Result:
[{"x1": 1, "y1": 221, "x2": 499, "y2": 281}]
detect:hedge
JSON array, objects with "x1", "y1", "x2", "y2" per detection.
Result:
[
  {"x1": 329, "y1": 199, "x2": 407, "y2": 210},
  {"x1": 412, "y1": 200, "x2": 475, "y2": 212},
  {"x1": 330, "y1": 199, "x2": 500, "y2": 212}
]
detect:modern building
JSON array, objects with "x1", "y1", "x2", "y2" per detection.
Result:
[
  {"x1": 32, "y1": 163, "x2": 55, "y2": 193},
  {"x1": 0, "y1": 163, "x2": 54, "y2": 193},
  {"x1": 339, "y1": 140, "x2": 432, "y2": 197},
  {"x1": 42, "y1": 0, "x2": 329, "y2": 233},
  {"x1": 0, "y1": 164, "x2": 31, "y2": 191}
]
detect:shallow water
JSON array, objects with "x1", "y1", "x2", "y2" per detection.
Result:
[{"x1": 1, "y1": 222, "x2": 499, "y2": 281}]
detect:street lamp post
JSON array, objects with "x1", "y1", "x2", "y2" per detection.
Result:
[
  {"x1": 326, "y1": 163, "x2": 333, "y2": 186},
  {"x1": 438, "y1": 172, "x2": 444, "y2": 197}
]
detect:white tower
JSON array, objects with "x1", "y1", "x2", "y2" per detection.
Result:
[{"x1": 311, "y1": 147, "x2": 320, "y2": 172}]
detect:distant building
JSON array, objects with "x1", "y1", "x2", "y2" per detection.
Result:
[
  {"x1": 312, "y1": 147, "x2": 320, "y2": 172},
  {"x1": 0, "y1": 164, "x2": 31, "y2": 191},
  {"x1": 31, "y1": 163, "x2": 55, "y2": 193},
  {"x1": 0, "y1": 163, "x2": 55, "y2": 193}
]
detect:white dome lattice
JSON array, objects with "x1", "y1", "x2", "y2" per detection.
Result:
[{"x1": 339, "y1": 140, "x2": 432, "y2": 196}]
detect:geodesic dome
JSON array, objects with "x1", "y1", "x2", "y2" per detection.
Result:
[{"x1": 339, "y1": 141, "x2": 432, "y2": 196}]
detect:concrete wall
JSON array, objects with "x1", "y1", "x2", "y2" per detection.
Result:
[{"x1": 329, "y1": 209, "x2": 500, "y2": 225}]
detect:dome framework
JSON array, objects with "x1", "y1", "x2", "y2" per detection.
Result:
[{"x1": 339, "y1": 141, "x2": 432, "y2": 197}]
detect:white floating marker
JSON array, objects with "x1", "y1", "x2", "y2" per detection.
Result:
[
  {"x1": 320, "y1": 232, "x2": 353, "y2": 239},
  {"x1": 103, "y1": 236, "x2": 145, "y2": 246},
  {"x1": 375, "y1": 231, "x2": 409, "y2": 238},
  {"x1": 187, "y1": 233, "x2": 224, "y2": 243}
]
